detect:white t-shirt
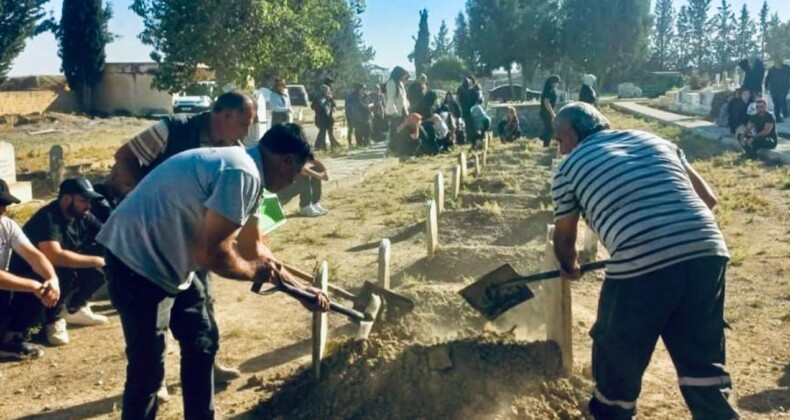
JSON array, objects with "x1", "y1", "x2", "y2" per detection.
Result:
[{"x1": 0, "y1": 216, "x2": 32, "y2": 270}]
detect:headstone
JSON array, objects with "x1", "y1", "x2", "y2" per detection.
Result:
[
  {"x1": 434, "y1": 172, "x2": 444, "y2": 214},
  {"x1": 617, "y1": 83, "x2": 643, "y2": 98},
  {"x1": 583, "y1": 225, "x2": 599, "y2": 261},
  {"x1": 714, "y1": 73, "x2": 721, "y2": 87},
  {"x1": 700, "y1": 88, "x2": 715, "y2": 109},
  {"x1": 452, "y1": 165, "x2": 461, "y2": 200},
  {"x1": 688, "y1": 92, "x2": 701, "y2": 106},
  {"x1": 312, "y1": 261, "x2": 329, "y2": 381},
  {"x1": 665, "y1": 90, "x2": 680, "y2": 104},
  {"x1": 542, "y1": 224, "x2": 573, "y2": 376},
  {"x1": 425, "y1": 200, "x2": 438, "y2": 259},
  {"x1": 0, "y1": 142, "x2": 32, "y2": 203},
  {"x1": 473, "y1": 154, "x2": 481, "y2": 177},
  {"x1": 377, "y1": 239, "x2": 391, "y2": 289},
  {"x1": 458, "y1": 152, "x2": 468, "y2": 183},
  {"x1": 679, "y1": 88, "x2": 691, "y2": 104},
  {"x1": 49, "y1": 145, "x2": 65, "y2": 192}
]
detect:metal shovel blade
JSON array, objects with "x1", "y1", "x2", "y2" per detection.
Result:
[
  {"x1": 459, "y1": 263, "x2": 536, "y2": 321},
  {"x1": 354, "y1": 281, "x2": 415, "y2": 317}
]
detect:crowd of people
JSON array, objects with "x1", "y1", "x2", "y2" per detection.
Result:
[{"x1": 720, "y1": 55, "x2": 787, "y2": 158}]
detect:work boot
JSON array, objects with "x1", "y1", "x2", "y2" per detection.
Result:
[{"x1": 214, "y1": 362, "x2": 241, "y2": 384}]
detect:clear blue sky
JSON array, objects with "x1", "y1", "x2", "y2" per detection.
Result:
[{"x1": 9, "y1": 0, "x2": 790, "y2": 77}]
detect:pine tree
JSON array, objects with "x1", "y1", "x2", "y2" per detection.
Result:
[
  {"x1": 0, "y1": 0, "x2": 51, "y2": 84},
  {"x1": 409, "y1": 9, "x2": 431, "y2": 76},
  {"x1": 686, "y1": 0, "x2": 712, "y2": 70},
  {"x1": 675, "y1": 6, "x2": 692, "y2": 70},
  {"x1": 453, "y1": 11, "x2": 476, "y2": 73},
  {"x1": 651, "y1": 0, "x2": 675, "y2": 71},
  {"x1": 711, "y1": 0, "x2": 735, "y2": 71},
  {"x1": 758, "y1": 1, "x2": 769, "y2": 58},
  {"x1": 433, "y1": 20, "x2": 452, "y2": 58},
  {"x1": 57, "y1": 0, "x2": 113, "y2": 113},
  {"x1": 734, "y1": 4, "x2": 757, "y2": 61}
]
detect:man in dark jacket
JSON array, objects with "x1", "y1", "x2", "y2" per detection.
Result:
[
  {"x1": 739, "y1": 55, "x2": 765, "y2": 99},
  {"x1": 766, "y1": 61, "x2": 790, "y2": 122}
]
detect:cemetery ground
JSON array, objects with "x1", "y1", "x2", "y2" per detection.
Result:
[{"x1": 0, "y1": 108, "x2": 788, "y2": 418}]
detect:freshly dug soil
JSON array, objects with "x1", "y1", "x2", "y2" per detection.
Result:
[
  {"x1": 256, "y1": 328, "x2": 591, "y2": 419},
  {"x1": 438, "y1": 208, "x2": 553, "y2": 247},
  {"x1": 461, "y1": 192, "x2": 550, "y2": 211}
]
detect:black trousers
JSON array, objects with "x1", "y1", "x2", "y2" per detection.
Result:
[
  {"x1": 106, "y1": 253, "x2": 218, "y2": 420},
  {"x1": 277, "y1": 174, "x2": 322, "y2": 208},
  {"x1": 315, "y1": 126, "x2": 340, "y2": 151},
  {"x1": 0, "y1": 266, "x2": 106, "y2": 333},
  {"x1": 771, "y1": 91, "x2": 788, "y2": 120},
  {"x1": 540, "y1": 112, "x2": 554, "y2": 147},
  {"x1": 589, "y1": 256, "x2": 738, "y2": 419}
]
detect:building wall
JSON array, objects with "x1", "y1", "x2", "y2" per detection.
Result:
[
  {"x1": 0, "y1": 90, "x2": 78, "y2": 116},
  {"x1": 92, "y1": 63, "x2": 173, "y2": 116}
]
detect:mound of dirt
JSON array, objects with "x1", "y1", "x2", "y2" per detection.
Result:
[
  {"x1": 438, "y1": 208, "x2": 553, "y2": 247},
  {"x1": 256, "y1": 327, "x2": 591, "y2": 419}
]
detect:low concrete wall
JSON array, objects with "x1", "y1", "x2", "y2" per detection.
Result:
[{"x1": 0, "y1": 91, "x2": 78, "y2": 116}]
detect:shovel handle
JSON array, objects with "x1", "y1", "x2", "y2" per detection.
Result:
[
  {"x1": 504, "y1": 260, "x2": 608, "y2": 286},
  {"x1": 251, "y1": 279, "x2": 367, "y2": 321},
  {"x1": 278, "y1": 261, "x2": 357, "y2": 300}
]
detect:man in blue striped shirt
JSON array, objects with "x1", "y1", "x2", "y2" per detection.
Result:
[{"x1": 551, "y1": 103, "x2": 737, "y2": 419}]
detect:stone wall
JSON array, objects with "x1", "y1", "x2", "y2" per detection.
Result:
[{"x1": 0, "y1": 90, "x2": 78, "y2": 116}]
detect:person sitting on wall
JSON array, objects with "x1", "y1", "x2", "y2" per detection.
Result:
[
  {"x1": 726, "y1": 88, "x2": 751, "y2": 135},
  {"x1": 497, "y1": 106, "x2": 522, "y2": 142}
]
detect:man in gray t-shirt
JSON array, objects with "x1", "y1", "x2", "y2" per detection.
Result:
[{"x1": 97, "y1": 124, "x2": 329, "y2": 419}]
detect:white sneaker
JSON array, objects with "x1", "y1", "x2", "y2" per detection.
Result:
[
  {"x1": 300, "y1": 205, "x2": 323, "y2": 217},
  {"x1": 157, "y1": 382, "x2": 170, "y2": 403},
  {"x1": 312, "y1": 203, "x2": 329, "y2": 214},
  {"x1": 63, "y1": 306, "x2": 108, "y2": 326},
  {"x1": 46, "y1": 319, "x2": 69, "y2": 346}
]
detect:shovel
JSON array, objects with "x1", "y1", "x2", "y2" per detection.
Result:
[
  {"x1": 278, "y1": 261, "x2": 415, "y2": 317},
  {"x1": 459, "y1": 260, "x2": 608, "y2": 321}
]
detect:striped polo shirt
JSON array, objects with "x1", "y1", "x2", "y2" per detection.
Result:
[{"x1": 552, "y1": 130, "x2": 729, "y2": 279}]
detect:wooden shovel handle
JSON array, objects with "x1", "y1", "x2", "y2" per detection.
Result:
[{"x1": 503, "y1": 260, "x2": 608, "y2": 286}]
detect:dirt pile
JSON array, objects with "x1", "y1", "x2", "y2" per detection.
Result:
[{"x1": 254, "y1": 283, "x2": 592, "y2": 419}]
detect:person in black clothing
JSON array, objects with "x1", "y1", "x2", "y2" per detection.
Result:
[
  {"x1": 416, "y1": 89, "x2": 438, "y2": 120},
  {"x1": 348, "y1": 84, "x2": 372, "y2": 147},
  {"x1": 457, "y1": 76, "x2": 483, "y2": 145},
  {"x1": 579, "y1": 74, "x2": 598, "y2": 106},
  {"x1": 407, "y1": 74, "x2": 427, "y2": 114},
  {"x1": 497, "y1": 106, "x2": 522, "y2": 142},
  {"x1": 441, "y1": 92, "x2": 462, "y2": 119},
  {"x1": 540, "y1": 75, "x2": 562, "y2": 147},
  {"x1": 389, "y1": 113, "x2": 424, "y2": 158},
  {"x1": 727, "y1": 89, "x2": 751, "y2": 134},
  {"x1": 740, "y1": 98, "x2": 779, "y2": 158},
  {"x1": 739, "y1": 55, "x2": 765, "y2": 99},
  {"x1": 313, "y1": 85, "x2": 340, "y2": 151},
  {"x1": 766, "y1": 61, "x2": 790, "y2": 122},
  {"x1": 8, "y1": 178, "x2": 107, "y2": 347},
  {"x1": 371, "y1": 85, "x2": 388, "y2": 143}
]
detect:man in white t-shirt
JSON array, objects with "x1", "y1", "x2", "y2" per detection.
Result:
[{"x1": 0, "y1": 179, "x2": 60, "y2": 360}]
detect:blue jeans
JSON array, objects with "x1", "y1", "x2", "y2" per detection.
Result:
[{"x1": 106, "y1": 253, "x2": 218, "y2": 420}]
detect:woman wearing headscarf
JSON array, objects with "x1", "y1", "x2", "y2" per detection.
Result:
[
  {"x1": 385, "y1": 66, "x2": 410, "y2": 142},
  {"x1": 539, "y1": 75, "x2": 561, "y2": 147},
  {"x1": 457, "y1": 76, "x2": 483, "y2": 145},
  {"x1": 579, "y1": 74, "x2": 598, "y2": 106}
]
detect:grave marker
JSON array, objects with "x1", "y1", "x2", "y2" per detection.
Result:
[
  {"x1": 458, "y1": 152, "x2": 467, "y2": 183},
  {"x1": 434, "y1": 172, "x2": 444, "y2": 213},
  {"x1": 312, "y1": 261, "x2": 329, "y2": 381},
  {"x1": 425, "y1": 200, "x2": 438, "y2": 258},
  {"x1": 452, "y1": 165, "x2": 461, "y2": 200},
  {"x1": 0, "y1": 142, "x2": 32, "y2": 202},
  {"x1": 378, "y1": 239, "x2": 391, "y2": 289},
  {"x1": 542, "y1": 224, "x2": 573, "y2": 375},
  {"x1": 49, "y1": 145, "x2": 65, "y2": 192},
  {"x1": 473, "y1": 154, "x2": 481, "y2": 177}
]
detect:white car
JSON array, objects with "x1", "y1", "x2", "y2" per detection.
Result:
[{"x1": 173, "y1": 95, "x2": 212, "y2": 114}]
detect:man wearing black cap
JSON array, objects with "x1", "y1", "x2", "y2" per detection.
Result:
[
  {"x1": 9, "y1": 177, "x2": 107, "y2": 347},
  {"x1": 0, "y1": 179, "x2": 60, "y2": 360}
]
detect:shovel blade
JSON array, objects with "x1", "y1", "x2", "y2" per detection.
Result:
[
  {"x1": 355, "y1": 281, "x2": 415, "y2": 317},
  {"x1": 459, "y1": 263, "x2": 536, "y2": 321}
]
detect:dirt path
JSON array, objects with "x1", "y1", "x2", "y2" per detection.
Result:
[{"x1": 0, "y1": 109, "x2": 788, "y2": 419}]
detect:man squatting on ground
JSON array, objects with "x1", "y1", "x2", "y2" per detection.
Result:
[
  {"x1": 6, "y1": 177, "x2": 108, "y2": 350},
  {"x1": 97, "y1": 122, "x2": 330, "y2": 419},
  {"x1": 103, "y1": 90, "x2": 262, "y2": 385},
  {"x1": 551, "y1": 102, "x2": 738, "y2": 419},
  {"x1": 0, "y1": 179, "x2": 60, "y2": 360}
]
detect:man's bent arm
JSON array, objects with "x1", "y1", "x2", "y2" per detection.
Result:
[
  {"x1": 683, "y1": 163, "x2": 718, "y2": 209},
  {"x1": 553, "y1": 213, "x2": 580, "y2": 273},
  {"x1": 38, "y1": 241, "x2": 105, "y2": 269},
  {"x1": 194, "y1": 209, "x2": 269, "y2": 281}
]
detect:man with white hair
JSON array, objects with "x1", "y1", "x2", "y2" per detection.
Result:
[
  {"x1": 579, "y1": 74, "x2": 597, "y2": 106},
  {"x1": 551, "y1": 102, "x2": 738, "y2": 419}
]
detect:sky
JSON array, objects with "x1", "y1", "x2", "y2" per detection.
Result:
[{"x1": 8, "y1": 0, "x2": 790, "y2": 77}]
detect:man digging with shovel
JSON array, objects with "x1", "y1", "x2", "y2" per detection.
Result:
[
  {"x1": 97, "y1": 123, "x2": 330, "y2": 419},
  {"x1": 550, "y1": 103, "x2": 738, "y2": 419}
]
